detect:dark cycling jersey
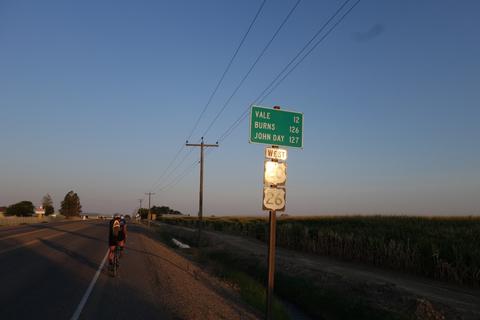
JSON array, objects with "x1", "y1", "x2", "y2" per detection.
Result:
[{"x1": 109, "y1": 218, "x2": 126, "y2": 246}]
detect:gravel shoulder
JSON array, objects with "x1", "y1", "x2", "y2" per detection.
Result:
[
  {"x1": 78, "y1": 222, "x2": 260, "y2": 320},
  {"x1": 137, "y1": 225, "x2": 261, "y2": 320}
]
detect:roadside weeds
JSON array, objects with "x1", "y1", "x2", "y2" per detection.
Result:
[
  {"x1": 153, "y1": 225, "x2": 290, "y2": 320},
  {"x1": 148, "y1": 221, "x2": 468, "y2": 320}
]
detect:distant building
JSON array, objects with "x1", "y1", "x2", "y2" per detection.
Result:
[
  {"x1": 0, "y1": 207, "x2": 7, "y2": 214},
  {"x1": 34, "y1": 206, "x2": 46, "y2": 217}
]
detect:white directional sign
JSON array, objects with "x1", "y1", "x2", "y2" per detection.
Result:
[
  {"x1": 264, "y1": 161, "x2": 287, "y2": 186},
  {"x1": 263, "y1": 187, "x2": 286, "y2": 211},
  {"x1": 265, "y1": 147, "x2": 287, "y2": 161}
]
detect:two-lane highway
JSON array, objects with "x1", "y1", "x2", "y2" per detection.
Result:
[{"x1": 0, "y1": 220, "x2": 258, "y2": 320}]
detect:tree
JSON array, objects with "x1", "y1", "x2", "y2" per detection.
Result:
[
  {"x1": 6, "y1": 201, "x2": 35, "y2": 216},
  {"x1": 60, "y1": 191, "x2": 82, "y2": 217},
  {"x1": 137, "y1": 208, "x2": 149, "y2": 219},
  {"x1": 42, "y1": 194, "x2": 55, "y2": 216},
  {"x1": 150, "y1": 206, "x2": 183, "y2": 219},
  {"x1": 151, "y1": 206, "x2": 171, "y2": 216}
]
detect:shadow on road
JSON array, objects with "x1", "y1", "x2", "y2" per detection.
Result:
[
  {"x1": 38, "y1": 238, "x2": 100, "y2": 272},
  {"x1": 40, "y1": 223, "x2": 106, "y2": 243}
]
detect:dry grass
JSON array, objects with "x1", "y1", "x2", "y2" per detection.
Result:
[{"x1": 158, "y1": 215, "x2": 480, "y2": 287}]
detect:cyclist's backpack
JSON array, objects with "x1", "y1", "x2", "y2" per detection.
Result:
[{"x1": 112, "y1": 220, "x2": 121, "y2": 237}]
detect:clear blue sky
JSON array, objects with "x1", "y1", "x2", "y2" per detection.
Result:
[{"x1": 1, "y1": 0, "x2": 479, "y2": 216}]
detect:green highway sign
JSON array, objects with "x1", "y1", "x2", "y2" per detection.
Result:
[{"x1": 249, "y1": 105, "x2": 303, "y2": 148}]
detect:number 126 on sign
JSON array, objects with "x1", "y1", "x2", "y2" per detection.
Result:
[{"x1": 263, "y1": 187, "x2": 286, "y2": 211}]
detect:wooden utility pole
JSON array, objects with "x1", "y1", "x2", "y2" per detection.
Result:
[
  {"x1": 145, "y1": 192, "x2": 155, "y2": 227},
  {"x1": 186, "y1": 137, "x2": 218, "y2": 243},
  {"x1": 137, "y1": 198, "x2": 143, "y2": 220}
]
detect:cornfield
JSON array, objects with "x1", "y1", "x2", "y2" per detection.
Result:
[{"x1": 158, "y1": 215, "x2": 480, "y2": 287}]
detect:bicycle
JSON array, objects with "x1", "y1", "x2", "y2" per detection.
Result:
[{"x1": 111, "y1": 245, "x2": 121, "y2": 277}]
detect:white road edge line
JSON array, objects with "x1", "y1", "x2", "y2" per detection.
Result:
[{"x1": 70, "y1": 249, "x2": 109, "y2": 320}]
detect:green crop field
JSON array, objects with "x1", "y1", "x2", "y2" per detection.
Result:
[{"x1": 158, "y1": 215, "x2": 480, "y2": 287}]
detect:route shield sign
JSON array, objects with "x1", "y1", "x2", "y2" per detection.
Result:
[
  {"x1": 250, "y1": 105, "x2": 303, "y2": 148},
  {"x1": 263, "y1": 187, "x2": 286, "y2": 211},
  {"x1": 264, "y1": 160, "x2": 287, "y2": 186}
]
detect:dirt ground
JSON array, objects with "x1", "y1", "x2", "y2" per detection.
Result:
[
  {"x1": 154, "y1": 222, "x2": 480, "y2": 320},
  {"x1": 133, "y1": 226, "x2": 261, "y2": 320}
]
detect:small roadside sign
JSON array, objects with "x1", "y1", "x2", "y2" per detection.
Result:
[
  {"x1": 263, "y1": 187, "x2": 286, "y2": 211},
  {"x1": 265, "y1": 147, "x2": 287, "y2": 161},
  {"x1": 264, "y1": 160, "x2": 287, "y2": 186},
  {"x1": 250, "y1": 105, "x2": 303, "y2": 148}
]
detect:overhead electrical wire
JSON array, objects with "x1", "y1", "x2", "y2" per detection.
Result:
[
  {"x1": 215, "y1": 0, "x2": 361, "y2": 144},
  {"x1": 159, "y1": 145, "x2": 219, "y2": 193},
  {"x1": 147, "y1": 144, "x2": 186, "y2": 191},
  {"x1": 146, "y1": 0, "x2": 362, "y2": 197},
  {"x1": 158, "y1": 158, "x2": 200, "y2": 192},
  {"x1": 144, "y1": 0, "x2": 267, "y2": 194},
  {"x1": 186, "y1": 0, "x2": 267, "y2": 142},
  {"x1": 153, "y1": 0, "x2": 302, "y2": 194},
  {"x1": 259, "y1": 0, "x2": 362, "y2": 102},
  {"x1": 201, "y1": 0, "x2": 302, "y2": 139}
]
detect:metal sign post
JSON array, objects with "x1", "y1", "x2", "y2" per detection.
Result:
[
  {"x1": 263, "y1": 151, "x2": 285, "y2": 320},
  {"x1": 250, "y1": 105, "x2": 302, "y2": 320},
  {"x1": 266, "y1": 208, "x2": 276, "y2": 320}
]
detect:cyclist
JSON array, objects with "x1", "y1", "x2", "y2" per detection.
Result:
[
  {"x1": 108, "y1": 214, "x2": 127, "y2": 268},
  {"x1": 119, "y1": 215, "x2": 127, "y2": 255}
]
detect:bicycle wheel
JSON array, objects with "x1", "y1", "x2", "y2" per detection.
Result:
[{"x1": 112, "y1": 249, "x2": 119, "y2": 277}]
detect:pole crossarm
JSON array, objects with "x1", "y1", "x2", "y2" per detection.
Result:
[{"x1": 185, "y1": 143, "x2": 219, "y2": 147}]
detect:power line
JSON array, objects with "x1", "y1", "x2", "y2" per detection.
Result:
[
  {"x1": 144, "y1": 1, "x2": 267, "y2": 195},
  {"x1": 153, "y1": 0, "x2": 350, "y2": 192},
  {"x1": 151, "y1": 146, "x2": 196, "y2": 191},
  {"x1": 260, "y1": 0, "x2": 362, "y2": 102},
  {"x1": 201, "y1": 0, "x2": 302, "y2": 139},
  {"x1": 216, "y1": 0, "x2": 361, "y2": 143},
  {"x1": 148, "y1": 144, "x2": 185, "y2": 191},
  {"x1": 218, "y1": 0, "x2": 355, "y2": 143},
  {"x1": 186, "y1": 0, "x2": 267, "y2": 142},
  {"x1": 143, "y1": 0, "x2": 361, "y2": 202},
  {"x1": 156, "y1": 141, "x2": 224, "y2": 194},
  {"x1": 158, "y1": 159, "x2": 200, "y2": 192},
  {"x1": 254, "y1": 0, "x2": 353, "y2": 104}
]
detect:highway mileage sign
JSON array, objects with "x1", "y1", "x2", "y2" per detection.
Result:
[{"x1": 250, "y1": 105, "x2": 303, "y2": 148}]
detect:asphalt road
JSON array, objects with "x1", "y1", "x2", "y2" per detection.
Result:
[{"x1": 0, "y1": 220, "x2": 258, "y2": 320}]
